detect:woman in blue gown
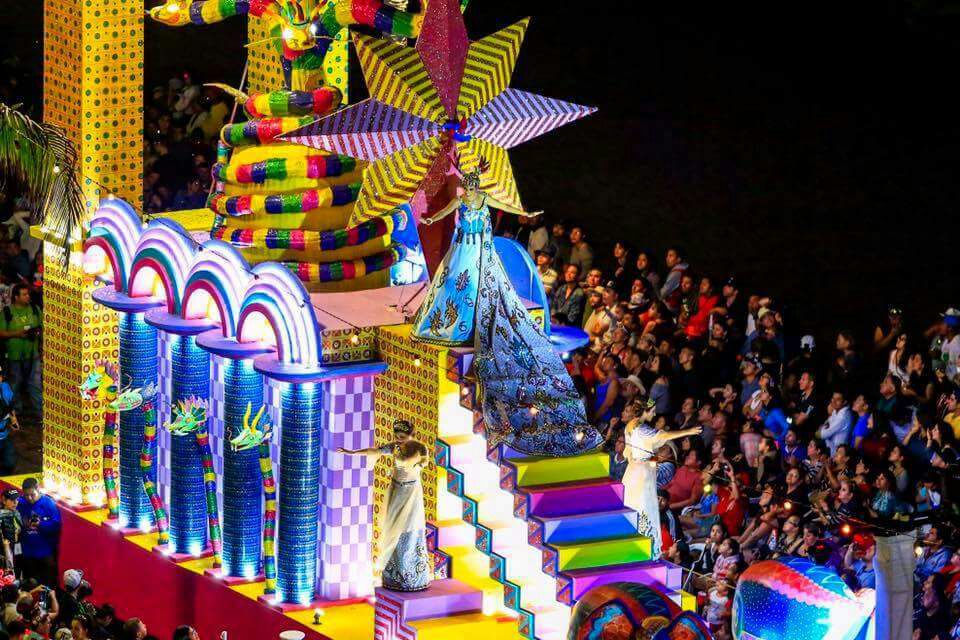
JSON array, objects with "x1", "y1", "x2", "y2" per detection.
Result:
[{"x1": 412, "y1": 167, "x2": 602, "y2": 457}]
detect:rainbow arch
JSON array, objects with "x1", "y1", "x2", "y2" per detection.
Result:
[
  {"x1": 84, "y1": 199, "x2": 143, "y2": 293},
  {"x1": 182, "y1": 240, "x2": 252, "y2": 337},
  {"x1": 237, "y1": 262, "x2": 324, "y2": 367},
  {"x1": 128, "y1": 220, "x2": 199, "y2": 315}
]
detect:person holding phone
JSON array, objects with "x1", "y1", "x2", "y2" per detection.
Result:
[{"x1": 16, "y1": 477, "x2": 60, "y2": 587}]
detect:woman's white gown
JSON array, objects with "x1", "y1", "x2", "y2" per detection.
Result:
[{"x1": 622, "y1": 424, "x2": 668, "y2": 559}]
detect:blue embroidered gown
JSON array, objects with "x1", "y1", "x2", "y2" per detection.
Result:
[{"x1": 412, "y1": 198, "x2": 602, "y2": 457}]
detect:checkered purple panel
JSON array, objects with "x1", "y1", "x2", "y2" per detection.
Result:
[
  {"x1": 156, "y1": 332, "x2": 172, "y2": 506},
  {"x1": 317, "y1": 375, "x2": 377, "y2": 600}
]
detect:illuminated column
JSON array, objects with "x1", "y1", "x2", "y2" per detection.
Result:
[
  {"x1": 147, "y1": 311, "x2": 215, "y2": 555},
  {"x1": 198, "y1": 333, "x2": 276, "y2": 581},
  {"x1": 271, "y1": 378, "x2": 323, "y2": 605},
  {"x1": 318, "y1": 374, "x2": 380, "y2": 600},
  {"x1": 42, "y1": 0, "x2": 143, "y2": 503},
  {"x1": 90, "y1": 290, "x2": 162, "y2": 529}
]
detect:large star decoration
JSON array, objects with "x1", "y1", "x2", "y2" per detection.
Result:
[{"x1": 282, "y1": 0, "x2": 596, "y2": 227}]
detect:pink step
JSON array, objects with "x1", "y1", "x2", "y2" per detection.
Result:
[
  {"x1": 563, "y1": 560, "x2": 683, "y2": 600},
  {"x1": 375, "y1": 578, "x2": 482, "y2": 622},
  {"x1": 526, "y1": 479, "x2": 625, "y2": 517}
]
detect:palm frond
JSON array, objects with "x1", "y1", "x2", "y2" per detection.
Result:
[{"x1": 0, "y1": 101, "x2": 86, "y2": 266}]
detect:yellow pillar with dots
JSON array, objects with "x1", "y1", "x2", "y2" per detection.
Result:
[{"x1": 39, "y1": 0, "x2": 144, "y2": 503}]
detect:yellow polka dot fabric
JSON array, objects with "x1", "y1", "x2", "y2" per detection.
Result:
[{"x1": 41, "y1": 0, "x2": 139, "y2": 503}]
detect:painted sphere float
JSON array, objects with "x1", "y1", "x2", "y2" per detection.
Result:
[
  {"x1": 732, "y1": 558, "x2": 875, "y2": 640},
  {"x1": 567, "y1": 582, "x2": 682, "y2": 640}
]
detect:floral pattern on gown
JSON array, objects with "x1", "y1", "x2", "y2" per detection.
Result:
[
  {"x1": 377, "y1": 445, "x2": 430, "y2": 592},
  {"x1": 411, "y1": 197, "x2": 602, "y2": 457},
  {"x1": 411, "y1": 200, "x2": 487, "y2": 345}
]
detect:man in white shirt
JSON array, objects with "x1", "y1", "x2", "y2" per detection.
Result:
[
  {"x1": 584, "y1": 285, "x2": 619, "y2": 351},
  {"x1": 940, "y1": 308, "x2": 960, "y2": 382},
  {"x1": 818, "y1": 391, "x2": 853, "y2": 455}
]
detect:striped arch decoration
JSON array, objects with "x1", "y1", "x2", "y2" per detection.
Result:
[
  {"x1": 181, "y1": 241, "x2": 253, "y2": 337},
  {"x1": 236, "y1": 263, "x2": 324, "y2": 367},
  {"x1": 84, "y1": 198, "x2": 143, "y2": 293},
  {"x1": 127, "y1": 219, "x2": 198, "y2": 314}
]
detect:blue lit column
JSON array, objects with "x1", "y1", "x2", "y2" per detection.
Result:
[
  {"x1": 198, "y1": 331, "x2": 276, "y2": 581},
  {"x1": 255, "y1": 357, "x2": 387, "y2": 607},
  {"x1": 276, "y1": 380, "x2": 322, "y2": 604},
  {"x1": 91, "y1": 289, "x2": 163, "y2": 532},
  {"x1": 147, "y1": 311, "x2": 215, "y2": 555}
]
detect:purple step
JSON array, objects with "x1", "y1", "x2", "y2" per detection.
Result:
[
  {"x1": 563, "y1": 560, "x2": 683, "y2": 600},
  {"x1": 525, "y1": 479, "x2": 626, "y2": 517},
  {"x1": 375, "y1": 579, "x2": 483, "y2": 622},
  {"x1": 538, "y1": 507, "x2": 640, "y2": 544}
]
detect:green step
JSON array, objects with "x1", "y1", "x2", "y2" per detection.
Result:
[
  {"x1": 553, "y1": 535, "x2": 652, "y2": 571},
  {"x1": 511, "y1": 451, "x2": 609, "y2": 487}
]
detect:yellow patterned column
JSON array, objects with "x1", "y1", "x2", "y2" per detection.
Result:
[
  {"x1": 246, "y1": 18, "x2": 286, "y2": 95},
  {"x1": 41, "y1": 0, "x2": 142, "y2": 503},
  {"x1": 246, "y1": 19, "x2": 349, "y2": 99},
  {"x1": 372, "y1": 325, "x2": 443, "y2": 563}
]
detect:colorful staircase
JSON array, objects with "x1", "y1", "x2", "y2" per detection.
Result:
[{"x1": 431, "y1": 350, "x2": 692, "y2": 640}]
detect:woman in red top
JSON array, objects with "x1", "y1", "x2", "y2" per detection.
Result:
[{"x1": 683, "y1": 276, "x2": 721, "y2": 340}]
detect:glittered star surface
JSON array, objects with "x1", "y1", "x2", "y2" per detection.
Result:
[{"x1": 283, "y1": 0, "x2": 596, "y2": 227}]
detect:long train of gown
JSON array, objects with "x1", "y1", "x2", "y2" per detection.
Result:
[{"x1": 412, "y1": 199, "x2": 601, "y2": 457}]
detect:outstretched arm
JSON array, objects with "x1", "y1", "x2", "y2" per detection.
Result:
[
  {"x1": 484, "y1": 195, "x2": 542, "y2": 218},
  {"x1": 422, "y1": 198, "x2": 460, "y2": 226},
  {"x1": 658, "y1": 426, "x2": 703, "y2": 444}
]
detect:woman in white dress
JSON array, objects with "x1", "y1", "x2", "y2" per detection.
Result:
[
  {"x1": 339, "y1": 420, "x2": 431, "y2": 591},
  {"x1": 622, "y1": 412, "x2": 702, "y2": 559}
]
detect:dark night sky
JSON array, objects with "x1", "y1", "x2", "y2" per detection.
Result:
[{"x1": 6, "y1": 1, "x2": 960, "y2": 345}]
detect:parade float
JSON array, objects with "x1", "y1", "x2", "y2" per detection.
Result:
[{"x1": 7, "y1": 0, "x2": 711, "y2": 638}]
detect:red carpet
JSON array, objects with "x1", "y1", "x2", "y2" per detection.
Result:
[{"x1": 2, "y1": 479, "x2": 322, "y2": 640}]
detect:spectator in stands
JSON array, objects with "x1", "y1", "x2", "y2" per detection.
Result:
[{"x1": 16, "y1": 478, "x2": 60, "y2": 587}]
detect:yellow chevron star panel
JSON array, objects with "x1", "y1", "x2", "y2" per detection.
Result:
[
  {"x1": 351, "y1": 136, "x2": 442, "y2": 226},
  {"x1": 459, "y1": 137, "x2": 522, "y2": 210},
  {"x1": 354, "y1": 33, "x2": 445, "y2": 122},
  {"x1": 457, "y1": 18, "x2": 529, "y2": 120}
]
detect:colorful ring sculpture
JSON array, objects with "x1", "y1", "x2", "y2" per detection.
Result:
[{"x1": 148, "y1": 0, "x2": 425, "y2": 292}]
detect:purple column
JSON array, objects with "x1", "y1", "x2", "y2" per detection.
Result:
[{"x1": 318, "y1": 374, "x2": 377, "y2": 600}]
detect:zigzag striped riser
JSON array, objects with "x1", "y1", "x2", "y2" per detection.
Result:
[
  {"x1": 434, "y1": 353, "x2": 688, "y2": 639},
  {"x1": 435, "y1": 439, "x2": 538, "y2": 639},
  {"x1": 375, "y1": 591, "x2": 418, "y2": 640},
  {"x1": 426, "y1": 522, "x2": 451, "y2": 580}
]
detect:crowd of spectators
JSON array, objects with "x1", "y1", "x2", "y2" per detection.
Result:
[
  {"x1": 499, "y1": 213, "x2": 960, "y2": 640},
  {"x1": 0, "y1": 478, "x2": 200, "y2": 640},
  {"x1": 142, "y1": 74, "x2": 228, "y2": 215}
]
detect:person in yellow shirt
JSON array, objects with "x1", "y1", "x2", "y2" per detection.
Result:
[{"x1": 943, "y1": 389, "x2": 960, "y2": 440}]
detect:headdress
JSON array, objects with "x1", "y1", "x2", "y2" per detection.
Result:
[
  {"x1": 392, "y1": 419, "x2": 414, "y2": 436},
  {"x1": 460, "y1": 156, "x2": 489, "y2": 190}
]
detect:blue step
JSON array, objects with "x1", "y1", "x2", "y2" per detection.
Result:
[{"x1": 538, "y1": 507, "x2": 640, "y2": 544}]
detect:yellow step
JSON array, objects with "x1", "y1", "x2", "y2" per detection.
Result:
[
  {"x1": 554, "y1": 535, "x2": 652, "y2": 571},
  {"x1": 412, "y1": 612, "x2": 523, "y2": 640},
  {"x1": 510, "y1": 451, "x2": 610, "y2": 487}
]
